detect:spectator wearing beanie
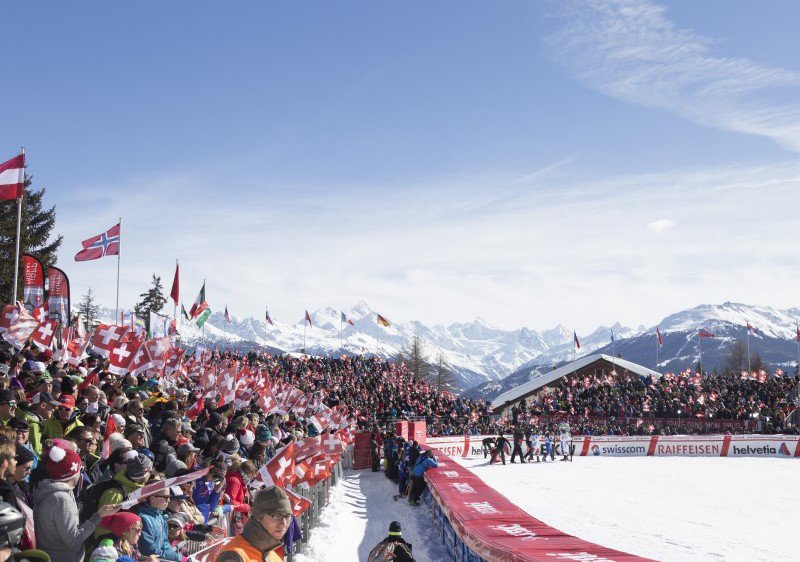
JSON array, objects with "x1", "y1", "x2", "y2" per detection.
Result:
[
  {"x1": 216, "y1": 486, "x2": 291, "y2": 562},
  {"x1": 17, "y1": 391, "x2": 54, "y2": 456},
  {"x1": 98, "y1": 452, "x2": 153, "y2": 509},
  {"x1": 90, "y1": 511, "x2": 144, "y2": 562},
  {"x1": 33, "y1": 444, "x2": 120, "y2": 562},
  {"x1": 10, "y1": 445, "x2": 35, "y2": 506}
]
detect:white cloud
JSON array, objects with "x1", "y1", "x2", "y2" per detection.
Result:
[
  {"x1": 647, "y1": 219, "x2": 675, "y2": 233},
  {"x1": 546, "y1": 0, "x2": 800, "y2": 153}
]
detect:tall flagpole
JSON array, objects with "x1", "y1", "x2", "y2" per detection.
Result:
[
  {"x1": 303, "y1": 321, "x2": 307, "y2": 353},
  {"x1": 340, "y1": 313, "x2": 343, "y2": 352},
  {"x1": 11, "y1": 147, "x2": 25, "y2": 303},
  {"x1": 655, "y1": 334, "x2": 660, "y2": 372},
  {"x1": 697, "y1": 332, "x2": 702, "y2": 376},
  {"x1": 115, "y1": 217, "x2": 122, "y2": 324},
  {"x1": 746, "y1": 327, "x2": 752, "y2": 375}
]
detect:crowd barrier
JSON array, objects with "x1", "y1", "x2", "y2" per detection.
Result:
[
  {"x1": 187, "y1": 446, "x2": 354, "y2": 562},
  {"x1": 426, "y1": 434, "x2": 800, "y2": 459},
  {"x1": 424, "y1": 452, "x2": 655, "y2": 561}
]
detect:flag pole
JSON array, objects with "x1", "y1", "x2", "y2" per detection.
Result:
[
  {"x1": 11, "y1": 147, "x2": 25, "y2": 303},
  {"x1": 340, "y1": 313, "x2": 343, "y2": 352},
  {"x1": 115, "y1": 217, "x2": 122, "y2": 324},
  {"x1": 303, "y1": 321, "x2": 307, "y2": 354},
  {"x1": 697, "y1": 332, "x2": 702, "y2": 377},
  {"x1": 746, "y1": 326, "x2": 751, "y2": 375},
  {"x1": 655, "y1": 333, "x2": 659, "y2": 372}
]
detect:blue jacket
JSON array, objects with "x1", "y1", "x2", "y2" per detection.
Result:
[
  {"x1": 193, "y1": 477, "x2": 230, "y2": 523},
  {"x1": 137, "y1": 504, "x2": 182, "y2": 561},
  {"x1": 412, "y1": 455, "x2": 438, "y2": 478}
]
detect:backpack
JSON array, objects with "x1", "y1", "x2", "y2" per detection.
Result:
[
  {"x1": 79, "y1": 479, "x2": 128, "y2": 522},
  {"x1": 367, "y1": 542, "x2": 396, "y2": 562}
]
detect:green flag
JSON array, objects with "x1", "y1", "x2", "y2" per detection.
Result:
[{"x1": 196, "y1": 307, "x2": 212, "y2": 328}]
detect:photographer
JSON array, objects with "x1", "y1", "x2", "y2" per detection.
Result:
[{"x1": 408, "y1": 449, "x2": 437, "y2": 506}]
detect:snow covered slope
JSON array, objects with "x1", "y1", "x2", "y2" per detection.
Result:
[{"x1": 454, "y1": 455, "x2": 799, "y2": 562}]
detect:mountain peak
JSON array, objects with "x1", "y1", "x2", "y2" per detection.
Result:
[{"x1": 350, "y1": 301, "x2": 373, "y2": 317}]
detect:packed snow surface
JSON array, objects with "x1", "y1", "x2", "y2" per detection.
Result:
[
  {"x1": 454, "y1": 455, "x2": 799, "y2": 562},
  {"x1": 294, "y1": 468, "x2": 448, "y2": 562}
]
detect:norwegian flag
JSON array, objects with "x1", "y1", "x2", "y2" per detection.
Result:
[
  {"x1": 30, "y1": 320, "x2": 58, "y2": 351},
  {"x1": 74, "y1": 223, "x2": 121, "y2": 261},
  {"x1": 295, "y1": 435, "x2": 322, "y2": 461},
  {"x1": 92, "y1": 324, "x2": 129, "y2": 358},
  {"x1": 656, "y1": 326, "x2": 663, "y2": 347},
  {"x1": 2, "y1": 304, "x2": 39, "y2": 350},
  {"x1": 286, "y1": 488, "x2": 312, "y2": 517},
  {"x1": 108, "y1": 335, "x2": 144, "y2": 375},
  {"x1": 186, "y1": 396, "x2": 205, "y2": 420},
  {"x1": 254, "y1": 443, "x2": 295, "y2": 489},
  {"x1": 0, "y1": 153, "x2": 25, "y2": 200}
]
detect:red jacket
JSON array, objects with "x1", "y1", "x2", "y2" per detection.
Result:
[{"x1": 224, "y1": 471, "x2": 251, "y2": 514}]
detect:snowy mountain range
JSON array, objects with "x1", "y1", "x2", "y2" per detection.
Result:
[{"x1": 93, "y1": 301, "x2": 800, "y2": 398}]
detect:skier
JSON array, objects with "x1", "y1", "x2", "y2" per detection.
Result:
[{"x1": 559, "y1": 422, "x2": 572, "y2": 462}]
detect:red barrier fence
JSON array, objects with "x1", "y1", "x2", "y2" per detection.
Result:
[{"x1": 425, "y1": 452, "x2": 656, "y2": 561}]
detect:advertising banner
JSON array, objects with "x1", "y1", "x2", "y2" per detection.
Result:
[
  {"x1": 21, "y1": 254, "x2": 45, "y2": 310},
  {"x1": 47, "y1": 266, "x2": 70, "y2": 327}
]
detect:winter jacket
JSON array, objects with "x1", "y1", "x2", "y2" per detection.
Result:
[
  {"x1": 98, "y1": 469, "x2": 144, "y2": 509},
  {"x1": 33, "y1": 478, "x2": 102, "y2": 562},
  {"x1": 18, "y1": 409, "x2": 45, "y2": 456},
  {"x1": 216, "y1": 517, "x2": 283, "y2": 562},
  {"x1": 411, "y1": 454, "x2": 438, "y2": 478},
  {"x1": 368, "y1": 535, "x2": 415, "y2": 562},
  {"x1": 137, "y1": 504, "x2": 183, "y2": 561},
  {"x1": 225, "y1": 471, "x2": 251, "y2": 514},
  {"x1": 43, "y1": 412, "x2": 83, "y2": 440},
  {"x1": 193, "y1": 477, "x2": 227, "y2": 523}
]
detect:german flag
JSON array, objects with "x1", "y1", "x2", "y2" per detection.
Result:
[{"x1": 376, "y1": 314, "x2": 391, "y2": 327}]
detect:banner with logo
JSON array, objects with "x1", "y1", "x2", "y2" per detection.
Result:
[
  {"x1": 21, "y1": 253, "x2": 45, "y2": 311},
  {"x1": 47, "y1": 266, "x2": 70, "y2": 327}
]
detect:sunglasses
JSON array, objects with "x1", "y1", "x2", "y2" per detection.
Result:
[
  {"x1": 1, "y1": 402, "x2": 17, "y2": 408},
  {"x1": 168, "y1": 523, "x2": 182, "y2": 529},
  {"x1": 58, "y1": 406, "x2": 72, "y2": 412}
]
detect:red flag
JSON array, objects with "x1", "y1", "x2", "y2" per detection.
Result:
[
  {"x1": 74, "y1": 223, "x2": 120, "y2": 261},
  {"x1": 656, "y1": 327, "x2": 663, "y2": 347},
  {"x1": 286, "y1": 488, "x2": 311, "y2": 517},
  {"x1": 30, "y1": 320, "x2": 58, "y2": 351},
  {"x1": 573, "y1": 331, "x2": 581, "y2": 350},
  {"x1": 0, "y1": 153, "x2": 25, "y2": 200},
  {"x1": 2, "y1": 304, "x2": 38, "y2": 350},
  {"x1": 256, "y1": 443, "x2": 295, "y2": 488},
  {"x1": 305, "y1": 310, "x2": 312, "y2": 328},
  {"x1": 108, "y1": 335, "x2": 144, "y2": 375},
  {"x1": 170, "y1": 262, "x2": 180, "y2": 306},
  {"x1": 698, "y1": 329, "x2": 716, "y2": 338},
  {"x1": 92, "y1": 324, "x2": 129, "y2": 358},
  {"x1": 186, "y1": 396, "x2": 204, "y2": 420},
  {"x1": 77, "y1": 369, "x2": 99, "y2": 393}
]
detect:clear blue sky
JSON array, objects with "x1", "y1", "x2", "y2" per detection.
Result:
[{"x1": 3, "y1": 1, "x2": 800, "y2": 332}]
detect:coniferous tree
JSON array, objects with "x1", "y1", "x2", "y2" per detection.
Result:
[
  {"x1": 76, "y1": 287, "x2": 101, "y2": 331},
  {"x1": 396, "y1": 334, "x2": 431, "y2": 382},
  {"x1": 134, "y1": 274, "x2": 166, "y2": 330},
  {"x1": 0, "y1": 177, "x2": 62, "y2": 301}
]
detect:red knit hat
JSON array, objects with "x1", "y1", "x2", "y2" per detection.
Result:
[
  {"x1": 100, "y1": 512, "x2": 141, "y2": 537},
  {"x1": 46, "y1": 444, "x2": 83, "y2": 481}
]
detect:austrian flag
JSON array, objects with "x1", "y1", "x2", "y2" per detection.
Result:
[{"x1": 0, "y1": 154, "x2": 25, "y2": 200}]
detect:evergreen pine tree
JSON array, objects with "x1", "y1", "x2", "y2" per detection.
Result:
[
  {"x1": 134, "y1": 274, "x2": 167, "y2": 330},
  {"x1": 0, "y1": 177, "x2": 63, "y2": 301},
  {"x1": 76, "y1": 287, "x2": 101, "y2": 331}
]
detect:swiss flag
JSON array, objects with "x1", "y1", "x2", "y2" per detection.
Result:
[
  {"x1": 286, "y1": 488, "x2": 311, "y2": 517},
  {"x1": 129, "y1": 341, "x2": 154, "y2": 376},
  {"x1": 305, "y1": 458, "x2": 330, "y2": 487},
  {"x1": 292, "y1": 459, "x2": 311, "y2": 487},
  {"x1": 321, "y1": 431, "x2": 344, "y2": 456},
  {"x1": 108, "y1": 335, "x2": 143, "y2": 375},
  {"x1": 186, "y1": 396, "x2": 204, "y2": 420},
  {"x1": 0, "y1": 304, "x2": 19, "y2": 333},
  {"x1": 164, "y1": 347, "x2": 185, "y2": 375},
  {"x1": 255, "y1": 443, "x2": 295, "y2": 489},
  {"x1": 31, "y1": 305, "x2": 48, "y2": 324},
  {"x1": 92, "y1": 324, "x2": 129, "y2": 358},
  {"x1": 256, "y1": 386, "x2": 281, "y2": 415},
  {"x1": 30, "y1": 320, "x2": 58, "y2": 351},
  {"x1": 289, "y1": 394, "x2": 310, "y2": 414},
  {"x1": 146, "y1": 337, "x2": 171, "y2": 371},
  {"x1": 2, "y1": 304, "x2": 38, "y2": 350},
  {"x1": 295, "y1": 435, "x2": 322, "y2": 461},
  {"x1": 215, "y1": 363, "x2": 238, "y2": 407}
]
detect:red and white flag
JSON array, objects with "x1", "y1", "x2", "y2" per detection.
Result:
[
  {"x1": 145, "y1": 337, "x2": 171, "y2": 371},
  {"x1": 2, "y1": 304, "x2": 38, "y2": 350},
  {"x1": 121, "y1": 466, "x2": 210, "y2": 510},
  {"x1": 256, "y1": 386, "x2": 282, "y2": 415},
  {"x1": 746, "y1": 323, "x2": 762, "y2": 338},
  {"x1": 186, "y1": 396, "x2": 205, "y2": 420},
  {"x1": 108, "y1": 335, "x2": 143, "y2": 375},
  {"x1": 286, "y1": 488, "x2": 311, "y2": 517},
  {"x1": 254, "y1": 443, "x2": 295, "y2": 489},
  {"x1": 30, "y1": 320, "x2": 58, "y2": 351},
  {"x1": 0, "y1": 305, "x2": 19, "y2": 333},
  {"x1": 0, "y1": 153, "x2": 25, "y2": 200},
  {"x1": 92, "y1": 324, "x2": 129, "y2": 357},
  {"x1": 321, "y1": 431, "x2": 344, "y2": 456},
  {"x1": 295, "y1": 435, "x2": 322, "y2": 461},
  {"x1": 74, "y1": 223, "x2": 120, "y2": 261},
  {"x1": 656, "y1": 327, "x2": 663, "y2": 347},
  {"x1": 129, "y1": 340, "x2": 154, "y2": 376}
]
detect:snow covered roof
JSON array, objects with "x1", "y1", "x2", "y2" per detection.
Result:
[{"x1": 490, "y1": 354, "x2": 660, "y2": 412}]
